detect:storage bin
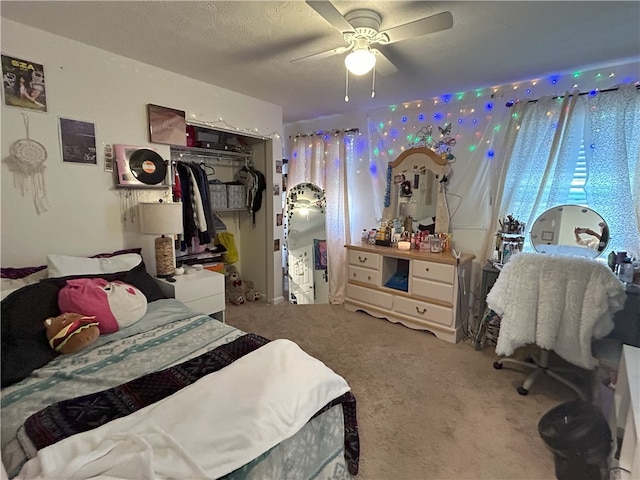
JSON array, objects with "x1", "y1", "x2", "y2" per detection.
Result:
[
  {"x1": 226, "y1": 183, "x2": 245, "y2": 209},
  {"x1": 209, "y1": 182, "x2": 227, "y2": 209}
]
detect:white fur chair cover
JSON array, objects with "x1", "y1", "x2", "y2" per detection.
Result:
[{"x1": 487, "y1": 253, "x2": 627, "y2": 369}]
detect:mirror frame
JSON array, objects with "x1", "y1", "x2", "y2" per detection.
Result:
[
  {"x1": 530, "y1": 204, "x2": 609, "y2": 258},
  {"x1": 383, "y1": 147, "x2": 451, "y2": 233}
]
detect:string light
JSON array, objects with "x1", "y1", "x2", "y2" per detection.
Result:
[{"x1": 188, "y1": 117, "x2": 281, "y2": 140}]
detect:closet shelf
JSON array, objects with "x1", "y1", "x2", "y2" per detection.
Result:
[{"x1": 171, "y1": 145, "x2": 251, "y2": 161}]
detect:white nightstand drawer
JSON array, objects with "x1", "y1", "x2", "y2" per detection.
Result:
[
  {"x1": 184, "y1": 292, "x2": 225, "y2": 315},
  {"x1": 348, "y1": 250, "x2": 380, "y2": 269},
  {"x1": 349, "y1": 265, "x2": 379, "y2": 286},
  {"x1": 161, "y1": 270, "x2": 224, "y2": 303}
]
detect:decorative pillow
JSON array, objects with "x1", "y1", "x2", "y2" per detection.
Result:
[
  {"x1": 1, "y1": 248, "x2": 142, "y2": 280},
  {"x1": 58, "y1": 278, "x2": 148, "y2": 334},
  {"x1": 45, "y1": 313, "x2": 100, "y2": 354},
  {"x1": 47, "y1": 253, "x2": 142, "y2": 279},
  {"x1": 1, "y1": 269, "x2": 49, "y2": 300},
  {"x1": 1, "y1": 282, "x2": 62, "y2": 388},
  {"x1": 41, "y1": 260, "x2": 167, "y2": 303}
]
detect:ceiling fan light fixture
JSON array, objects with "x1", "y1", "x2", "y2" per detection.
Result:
[{"x1": 345, "y1": 48, "x2": 376, "y2": 76}]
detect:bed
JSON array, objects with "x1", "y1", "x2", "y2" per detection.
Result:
[{"x1": 1, "y1": 252, "x2": 359, "y2": 479}]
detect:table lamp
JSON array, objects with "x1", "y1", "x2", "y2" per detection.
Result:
[{"x1": 138, "y1": 201, "x2": 183, "y2": 279}]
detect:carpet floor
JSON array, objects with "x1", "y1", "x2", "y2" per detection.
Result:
[{"x1": 225, "y1": 301, "x2": 587, "y2": 480}]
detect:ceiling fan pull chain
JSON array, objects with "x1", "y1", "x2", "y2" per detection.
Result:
[
  {"x1": 344, "y1": 69, "x2": 349, "y2": 102},
  {"x1": 371, "y1": 68, "x2": 376, "y2": 98}
]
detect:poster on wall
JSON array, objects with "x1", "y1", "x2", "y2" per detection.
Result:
[
  {"x1": 1, "y1": 54, "x2": 47, "y2": 112},
  {"x1": 147, "y1": 104, "x2": 187, "y2": 146},
  {"x1": 59, "y1": 117, "x2": 97, "y2": 165}
]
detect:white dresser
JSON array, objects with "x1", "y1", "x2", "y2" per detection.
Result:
[
  {"x1": 344, "y1": 243, "x2": 475, "y2": 343},
  {"x1": 156, "y1": 269, "x2": 226, "y2": 322}
]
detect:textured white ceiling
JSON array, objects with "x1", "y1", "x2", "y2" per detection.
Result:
[{"x1": 2, "y1": 1, "x2": 639, "y2": 124}]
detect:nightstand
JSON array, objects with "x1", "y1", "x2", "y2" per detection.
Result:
[{"x1": 155, "y1": 269, "x2": 226, "y2": 322}]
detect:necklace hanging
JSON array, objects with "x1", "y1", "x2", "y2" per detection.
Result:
[{"x1": 7, "y1": 112, "x2": 49, "y2": 214}]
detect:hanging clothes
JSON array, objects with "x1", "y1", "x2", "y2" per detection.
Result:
[{"x1": 176, "y1": 162, "x2": 212, "y2": 248}]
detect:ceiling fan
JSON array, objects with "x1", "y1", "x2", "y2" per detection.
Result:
[{"x1": 291, "y1": 1, "x2": 454, "y2": 77}]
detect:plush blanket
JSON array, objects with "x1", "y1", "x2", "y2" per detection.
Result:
[
  {"x1": 487, "y1": 253, "x2": 627, "y2": 369},
  {"x1": 16, "y1": 339, "x2": 352, "y2": 480}
]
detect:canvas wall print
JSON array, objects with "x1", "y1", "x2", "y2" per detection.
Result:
[
  {"x1": 2, "y1": 54, "x2": 47, "y2": 112},
  {"x1": 59, "y1": 117, "x2": 97, "y2": 165},
  {"x1": 147, "y1": 104, "x2": 186, "y2": 146}
]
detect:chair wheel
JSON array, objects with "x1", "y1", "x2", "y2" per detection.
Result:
[
  {"x1": 493, "y1": 361, "x2": 503, "y2": 369},
  {"x1": 517, "y1": 386, "x2": 529, "y2": 396}
]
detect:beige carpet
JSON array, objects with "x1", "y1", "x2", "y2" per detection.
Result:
[{"x1": 225, "y1": 301, "x2": 585, "y2": 480}]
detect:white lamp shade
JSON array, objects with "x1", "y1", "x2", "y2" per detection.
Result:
[
  {"x1": 138, "y1": 202, "x2": 183, "y2": 235},
  {"x1": 345, "y1": 48, "x2": 376, "y2": 76}
]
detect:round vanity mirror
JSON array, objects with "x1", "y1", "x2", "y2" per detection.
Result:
[{"x1": 530, "y1": 205, "x2": 609, "y2": 258}]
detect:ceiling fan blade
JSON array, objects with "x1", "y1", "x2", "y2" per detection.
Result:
[
  {"x1": 381, "y1": 11, "x2": 453, "y2": 44},
  {"x1": 290, "y1": 45, "x2": 350, "y2": 63},
  {"x1": 372, "y1": 48, "x2": 398, "y2": 76},
  {"x1": 306, "y1": 0, "x2": 355, "y2": 33},
  {"x1": 235, "y1": 33, "x2": 328, "y2": 62}
]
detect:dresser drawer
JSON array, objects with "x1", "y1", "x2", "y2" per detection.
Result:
[
  {"x1": 412, "y1": 277, "x2": 453, "y2": 303},
  {"x1": 412, "y1": 260, "x2": 454, "y2": 284},
  {"x1": 349, "y1": 265, "x2": 379, "y2": 286},
  {"x1": 348, "y1": 250, "x2": 380, "y2": 270},
  {"x1": 393, "y1": 296, "x2": 453, "y2": 326},
  {"x1": 347, "y1": 283, "x2": 392, "y2": 310}
]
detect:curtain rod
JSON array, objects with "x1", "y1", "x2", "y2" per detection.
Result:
[
  {"x1": 527, "y1": 83, "x2": 639, "y2": 103},
  {"x1": 289, "y1": 127, "x2": 359, "y2": 139}
]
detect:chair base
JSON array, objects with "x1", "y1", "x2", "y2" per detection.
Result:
[{"x1": 493, "y1": 349, "x2": 587, "y2": 401}]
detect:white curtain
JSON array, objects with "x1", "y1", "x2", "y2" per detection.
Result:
[
  {"x1": 288, "y1": 132, "x2": 352, "y2": 304},
  {"x1": 485, "y1": 85, "x2": 640, "y2": 261}
]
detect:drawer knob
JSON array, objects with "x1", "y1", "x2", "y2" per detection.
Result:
[
  {"x1": 425, "y1": 268, "x2": 430, "y2": 272},
  {"x1": 416, "y1": 306, "x2": 427, "y2": 314},
  {"x1": 358, "y1": 256, "x2": 367, "y2": 263},
  {"x1": 367, "y1": 275, "x2": 371, "y2": 280},
  {"x1": 353, "y1": 272, "x2": 356, "y2": 277}
]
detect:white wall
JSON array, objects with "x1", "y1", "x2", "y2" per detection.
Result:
[{"x1": 0, "y1": 19, "x2": 283, "y2": 302}]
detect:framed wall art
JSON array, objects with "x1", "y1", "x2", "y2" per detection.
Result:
[
  {"x1": 147, "y1": 104, "x2": 186, "y2": 146},
  {"x1": 1, "y1": 54, "x2": 47, "y2": 112},
  {"x1": 59, "y1": 117, "x2": 97, "y2": 165}
]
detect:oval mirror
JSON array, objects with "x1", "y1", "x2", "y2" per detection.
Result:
[
  {"x1": 286, "y1": 183, "x2": 328, "y2": 304},
  {"x1": 530, "y1": 205, "x2": 609, "y2": 258}
]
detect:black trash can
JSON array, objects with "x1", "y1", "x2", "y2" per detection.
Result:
[{"x1": 538, "y1": 400, "x2": 612, "y2": 480}]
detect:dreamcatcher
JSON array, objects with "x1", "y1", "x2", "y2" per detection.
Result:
[{"x1": 7, "y1": 113, "x2": 49, "y2": 214}]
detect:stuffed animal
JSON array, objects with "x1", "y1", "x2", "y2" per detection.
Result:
[
  {"x1": 225, "y1": 265, "x2": 259, "y2": 305},
  {"x1": 44, "y1": 313, "x2": 100, "y2": 354}
]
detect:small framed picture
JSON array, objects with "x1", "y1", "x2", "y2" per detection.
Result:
[
  {"x1": 2, "y1": 55, "x2": 47, "y2": 112},
  {"x1": 276, "y1": 213, "x2": 283, "y2": 226},
  {"x1": 59, "y1": 117, "x2": 97, "y2": 165},
  {"x1": 147, "y1": 104, "x2": 186, "y2": 146},
  {"x1": 541, "y1": 231, "x2": 554, "y2": 241},
  {"x1": 273, "y1": 184, "x2": 280, "y2": 196},
  {"x1": 274, "y1": 239, "x2": 280, "y2": 251},
  {"x1": 276, "y1": 160, "x2": 283, "y2": 174}
]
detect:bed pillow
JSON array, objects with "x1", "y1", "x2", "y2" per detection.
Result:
[
  {"x1": 1, "y1": 282, "x2": 62, "y2": 388},
  {"x1": 41, "y1": 260, "x2": 167, "y2": 303},
  {"x1": 47, "y1": 253, "x2": 142, "y2": 279},
  {"x1": 1, "y1": 248, "x2": 143, "y2": 280}
]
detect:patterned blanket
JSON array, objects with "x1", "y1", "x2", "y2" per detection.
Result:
[{"x1": 19, "y1": 333, "x2": 359, "y2": 476}]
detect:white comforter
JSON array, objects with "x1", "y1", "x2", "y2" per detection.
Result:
[
  {"x1": 487, "y1": 253, "x2": 627, "y2": 369},
  {"x1": 16, "y1": 339, "x2": 350, "y2": 480}
]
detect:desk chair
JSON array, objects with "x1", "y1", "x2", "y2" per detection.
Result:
[{"x1": 487, "y1": 253, "x2": 626, "y2": 400}]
